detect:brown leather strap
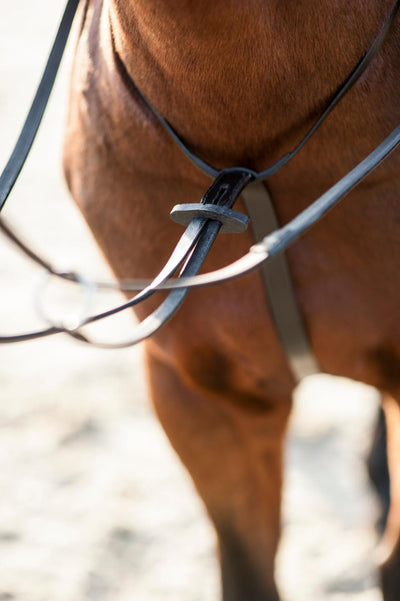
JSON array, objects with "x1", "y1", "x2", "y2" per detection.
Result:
[{"x1": 242, "y1": 182, "x2": 320, "y2": 382}]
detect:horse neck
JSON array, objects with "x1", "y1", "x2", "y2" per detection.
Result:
[{"x1": 108, "y1": 0, "x2": 392, "y2": 167}]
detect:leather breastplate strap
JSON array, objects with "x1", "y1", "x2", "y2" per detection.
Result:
[{"x1": 242, "y1": 182, "x2": 320, "y2": 382}]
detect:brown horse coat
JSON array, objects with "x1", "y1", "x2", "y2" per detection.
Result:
[{"x1": 64, "y1": 1, "x2": 400, "y2": 599}]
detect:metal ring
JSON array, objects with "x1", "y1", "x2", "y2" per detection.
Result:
[{"x1": 35, "y1": 270, "x2": 96, "y2": 333}]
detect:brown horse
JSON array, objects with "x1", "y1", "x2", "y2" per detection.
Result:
[{"x1": 64, "y1": 1, "x2": 400, "y2": 599}]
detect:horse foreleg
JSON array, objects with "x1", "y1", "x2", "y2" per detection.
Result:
[
  {"x1": 378, "y1": 394, "x2": 400, "y2": 601},
  {"x1": 145, "y1": 345, "x2": 292, "y2": 601}
]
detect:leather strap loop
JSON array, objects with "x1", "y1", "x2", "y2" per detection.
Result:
[{"x1": 170, "y1": 203, "x2": 249, "y2": 233}]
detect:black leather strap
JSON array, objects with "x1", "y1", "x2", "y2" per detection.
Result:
[{"x1": 0, "y1": 0, "x2": 80, "y2": 213}]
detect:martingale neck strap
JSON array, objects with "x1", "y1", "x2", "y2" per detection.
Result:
[{"x1": 111, "y1": 0, "x2": 400, "y2": 181}]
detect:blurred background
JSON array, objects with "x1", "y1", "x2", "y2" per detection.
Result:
[{"x1": 0, "y1": 2, "x2": 385, "y2": 600}]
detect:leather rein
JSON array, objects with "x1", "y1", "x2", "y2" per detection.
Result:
[{"x1": 1, "y1": 0, "x2": 400, "y2": 350}]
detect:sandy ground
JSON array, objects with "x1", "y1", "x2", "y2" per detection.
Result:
[{"x1": 0, "y1": 2, "x2": 386, "y2": 600}]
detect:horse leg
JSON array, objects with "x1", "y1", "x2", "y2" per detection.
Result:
[
  {"x1": 144, "y1": 344, "x2": 292, "y2": 601},
  {"x1": 378, "y1": 394, "x2": 400, "y2": 600}
]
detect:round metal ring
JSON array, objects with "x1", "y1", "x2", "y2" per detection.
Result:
[{"x1": 35, "y1": 270, "x2": 97, "y2": 333}]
